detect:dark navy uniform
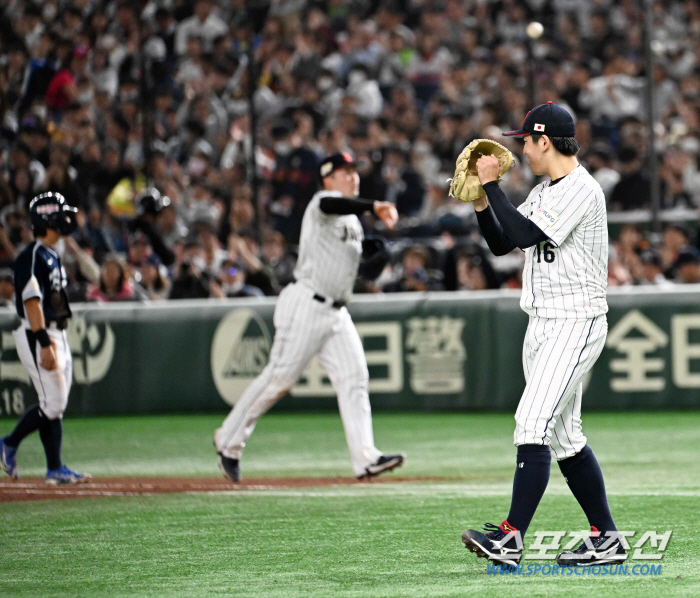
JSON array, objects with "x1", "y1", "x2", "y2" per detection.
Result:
[
  {"x1": 1, "y1": 192, "x2": 89, "y2": 485},
  {"x1": 15, "y1": 240, "x2": 72, "y2": 327},
  {"x1": 12, "y1": 239, "x2": 73, "y2": 421}
]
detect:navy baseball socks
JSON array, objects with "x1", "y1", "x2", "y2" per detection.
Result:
[
  {"x1": 4, "y1": 406, "x2": 63, "y2": 472},
  {"x1": 462, "y1": 443, "x2": 622, "y2": 566},
  {"x1": 505, "y1": 444, "x2": 552, "y2": 537},
  {"x1": 558, "y1": 444, "x2": 617, "y2": 534},
  {"x1": 556, "y1": 446, "x2": 626, "y2": 566},
  {"x1": 39, "y1": 416, "x2": 63, "y2": 472},
  {"x1": 462, "y1": 444, "x2": 550, "y2": 564},
  {"x1": 5, "y1": 405, "x2": 44, "y2": 448}
]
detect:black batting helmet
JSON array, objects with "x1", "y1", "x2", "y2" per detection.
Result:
[
  {"x1": 135, "y1": 187, "x2": 171, "y2": 217},
  {"x1": 29, "y1": 192, "x2": 78, "y2": 236}
]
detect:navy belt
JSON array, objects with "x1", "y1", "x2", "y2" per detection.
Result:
[{"x1": 313, "y1": 293, "x2": 345, "y2": 309}]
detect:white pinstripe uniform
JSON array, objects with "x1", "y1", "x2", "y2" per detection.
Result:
[
  {"x1": 514, "y1": 164, "x2": 608, "y2": 460},
  {"x1": 215, "y1": 190, "x2": 383, "y2": 476}
]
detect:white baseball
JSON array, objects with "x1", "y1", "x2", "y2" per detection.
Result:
[{"x1": 526, "y1": 21, "x2": 544, "y2": 39}]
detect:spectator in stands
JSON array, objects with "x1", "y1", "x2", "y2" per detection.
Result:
[
  {"x1": 63, "y1": 236, "x2": 101, "y2": 302},
  {"x1": 455, "y1": 251, "x2": 500, "y2": 291},
  {"x1": 608, "y1": 245, "x2": 635, "y2": 287},
  {"x1": 218, "y1": 258, "x2": 264, "y2": 298},
  {"x1": 157, "y1": 202, "x2": 189, "y2": 252},
  {"x1": 614, "y1": 223, "x2": 646, "y2": 278},
  {"x1": 175, "y1": 0, "x2": 228, "y2": 56},
  {"x1": 45, "y1": 45, "x2": 89, "y2": 114},
  {"x1": 8, "y1": 141, "x2": 46, "y2": 193},
  {"x1": 44, "y1": 160, "x2": 85, "y2": 210},
  {"x1": 660, "y1": 223, "x2": 692, "y2": 276},
  {"x1": 2, "y1": 0, "x2": 700, "y2": 300},
  {"x1": 638, "y1": 249, "x2": 674, "y2": 287},
  {"x1": 87, "y1": 253, "x2": 148, "y2": 302},
  {"x1": 384, "y1": 246, "x2": 443, "y2": 292},
  {"x1": 674, "y1": 247, "x2": 700, "y2": 284},
  {"x1": 0, "y1": 268, "x2": 14, "y2": 307},
  {"x1": 269, "y1": 120, "x2": 319, "y2": 242},
  {"x1": 610, "y1": 147, "x2": 651, "y2": 211},
  {"x1": 585, "y1": 143, "x2": 620, "y2": 201},
  {"x1": 8, "y1": 167, "x2": 34, "y2": 210},
  {"x1": 378, "y1": 145, "x2": 426, "y2": 217},
  {"x1": 137, "y1": 254, "x2": 170, "y2": 301},
  {"x1": 261, "y1": 229, "x2": 296, "y2": 291},
  {"x1": 169, "y1": 238, "x2": 223, "y2": 299}
]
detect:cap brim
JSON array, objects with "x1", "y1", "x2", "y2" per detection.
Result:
[{"x1": 502, "y1": 129, "x2": 531, "y2": 137}]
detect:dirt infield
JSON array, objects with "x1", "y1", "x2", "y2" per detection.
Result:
[{"x1": 0, "y1": 476, "x2": 442, "y2": 503}]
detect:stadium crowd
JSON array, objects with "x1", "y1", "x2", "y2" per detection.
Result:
[{"x1": 1, "y1": 0, "x2": 700, "y2": 302}]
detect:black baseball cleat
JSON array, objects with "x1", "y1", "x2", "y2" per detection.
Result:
[
  {"x1": 556, "y1": 527, "x2": 627, "y2": 566},
  {"x1": 217, "y1": 453, "x2": 241, "y2": 482},
  {"x1": 357, "y1": 454, "x2": 405, "y2": 479},
  {"x1": 462, "y1": 521, "x2": 523, "y2": 566}
]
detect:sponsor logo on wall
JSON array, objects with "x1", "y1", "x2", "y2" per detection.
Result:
[
  {"x1": 209, "y1": 309, "x2": 467, "y2": 405},
  {"x1": 211, "y1": 309, "x2": 272, "y2": 407}
]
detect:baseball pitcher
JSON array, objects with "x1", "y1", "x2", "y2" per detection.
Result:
[{"x1": 458, "y1": 104, "x2": 625, "y2": 567}]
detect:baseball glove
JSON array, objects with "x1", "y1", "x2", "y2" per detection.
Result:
[
  {"x1": 448, "y1": 139, "x2": 516, "y2": 203},
  {"x1": 358, "y1": 237, "x2": 390, "y2": 281}
]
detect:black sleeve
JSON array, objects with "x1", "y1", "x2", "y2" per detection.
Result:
[
  {"x1": 319, "y1": 195, "x2": 375, "y2": 215},
  {"x1": 475, "y1": 206, "x2": 517, "y2": 256},
  {"x1": 483, "y1": 181, "x2": 549, "y2": 249}
]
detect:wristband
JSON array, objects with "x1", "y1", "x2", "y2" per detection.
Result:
[{"x1": 35, "y1": 329, "x2": 51, "y2": 348}]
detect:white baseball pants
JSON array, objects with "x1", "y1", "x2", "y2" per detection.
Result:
[
  {"x1": 515, "y1": 315, "x2": 607, "y2": 460},
  {"x1": 215, "y1": 282, "x2": 382, "y2": 476},
  {"x1": 13, "y1": 322, "x2": 73, "y2": 420}
]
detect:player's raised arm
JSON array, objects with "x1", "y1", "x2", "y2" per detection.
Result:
[
  {"x1": 319, "y1": 196, "x2": 398, "y2": 230},
  {"x1": 475, "y1": 156, "x2": 549, "y2": 250},
  {"x1": 471, "y1": 195, "x2": 516, "y2": 256}
]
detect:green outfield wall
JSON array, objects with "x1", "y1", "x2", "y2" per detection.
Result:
[{"x1": 1, "y1": 287, "x2": 699, "y2": 417}]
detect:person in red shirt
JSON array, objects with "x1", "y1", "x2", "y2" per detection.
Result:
[{"x1": 45, "y1": 45, "x2": 89, "y2": 113}]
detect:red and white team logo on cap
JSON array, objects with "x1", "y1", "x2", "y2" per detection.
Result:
[{"x1": 534, "y1": 123, "x2": 545, "y2": 132}]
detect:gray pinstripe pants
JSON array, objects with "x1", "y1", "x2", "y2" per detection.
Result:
[{"x1": 215, "y1": 282, "x2": 382, "y2": 476}]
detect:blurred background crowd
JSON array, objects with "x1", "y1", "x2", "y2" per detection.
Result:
[{"x1": 1, "y1": 0, "x2": 700, "y2": 304}]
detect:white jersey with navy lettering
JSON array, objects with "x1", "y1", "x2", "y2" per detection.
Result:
[
  {"x1": 510, "y1": 163, "x2": 609, "y2": 459},
  {"x1": 517, "y1": 164, "x2": 608, "y2": 320},
  {"x1": 215, "y1": 189, "x2": 390, "y2": 478},
  {"x1": 293, "y1": 190, "x2": 364, "y2": 302}
]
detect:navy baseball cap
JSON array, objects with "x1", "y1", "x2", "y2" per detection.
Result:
[
  {"x1": 319, "y1": 152, "x2": 355, "y2": 178},
  {"x1": 502, "y1": 102, "x2": 576, "y2": 137}
]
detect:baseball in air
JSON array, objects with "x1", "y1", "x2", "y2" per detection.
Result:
[{"x1": 526, "y1": 21, "x2": 544, "y2": 39}]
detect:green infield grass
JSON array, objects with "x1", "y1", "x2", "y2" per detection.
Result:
[{"x1": 1, "y1": 412, "x2": 698, "y2": 597}]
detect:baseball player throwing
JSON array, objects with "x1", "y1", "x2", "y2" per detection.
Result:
[
  {"x1": 215, "y1": 153, "x2": 405, "y2": 481},
  {"x1": 0, "y1": 192, "x2": 91, "y2": 485},
  {"x1": 461, "y1": 103, "x2": 625, "y2": 566}
]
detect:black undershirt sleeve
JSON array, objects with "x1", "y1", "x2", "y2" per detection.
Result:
[
  {"x1": 475, "y1": 206, "x2": 516, "y2": 256},
  {"x1": 319, "y1": 195, "x2": 375, "y2": 215},
  {"x1": 482, "y1": 181, "x2": 549, "y2": 249}
]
